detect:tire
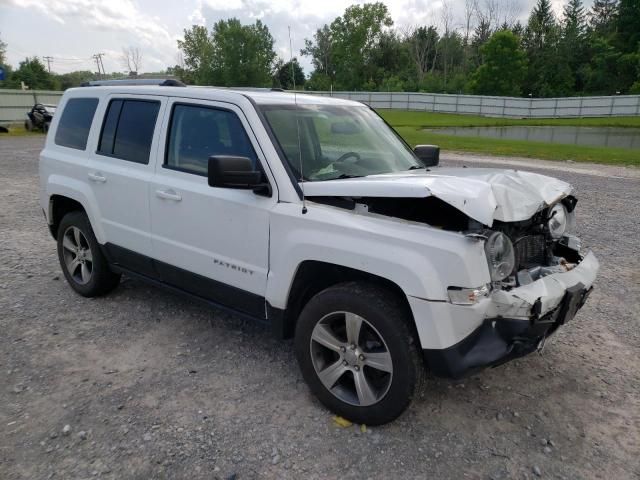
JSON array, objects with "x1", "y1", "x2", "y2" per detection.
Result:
[
  {"x1": 43, "y1": 121, "x2": 51, "y2": 134},
  {"x1": 25, "y1": 118, "x2": 33, "y2": 132},
  {"x1": 294, "y1": 282, "x2": 423, "y2": 425},
  {"x1": 56, "y1": 211, "x2": 120, "y2": 297}
]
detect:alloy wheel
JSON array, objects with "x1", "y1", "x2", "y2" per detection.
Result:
[
  {"x1": 61, "y1": 226, "x2": 93, "y2": 285},
  {"x1": 309, "y1": 311, "x2": 393, "y2": 407}
]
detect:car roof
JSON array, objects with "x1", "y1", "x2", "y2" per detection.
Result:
[{"x1": 64, "y1": 85, "x2": 362, "y2": 107}]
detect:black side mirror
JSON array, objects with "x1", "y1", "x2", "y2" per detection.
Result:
[
  {"x1": 208, "y1": 156, "x2": 271, "y2": 196},
  {"x1": 413, "y1": 145, "x2": 440, "y2": 167}
]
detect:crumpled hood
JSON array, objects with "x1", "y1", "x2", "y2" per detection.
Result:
[{"x1": 301, "y1": 167, "x2": 573, "y2": 226}]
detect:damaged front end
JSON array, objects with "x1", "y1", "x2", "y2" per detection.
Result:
[
  {"x1": 303, "y1": 167, "x2": 599, "y2": 378},
  {"x1": 426, "y1": 199, "x2": 599, "y2": 379}
]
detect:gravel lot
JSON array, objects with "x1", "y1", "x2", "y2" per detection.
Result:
[{"x1": 1, "y1": 136, "x2": 639, "y2": 480}]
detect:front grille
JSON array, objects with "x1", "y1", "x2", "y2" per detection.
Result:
[{"x1": 514, "y1": 235, "x2": 547, "y2": 270}]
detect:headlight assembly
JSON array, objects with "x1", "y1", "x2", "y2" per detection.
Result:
[
  {"x1": 484, "y1": 231, "x2": 515, "y2": 281},
  {"x1": 548, "y1": 203, "x2": 568, "y2": 238}
]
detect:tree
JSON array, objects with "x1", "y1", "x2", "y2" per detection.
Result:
[
  {"x1": 470, "y1": 30, "x2": 526, "y2": 95},
  {"x1": 405, "y1": 26, "x2": 440, "y2": 83},
  {"x1": 0, "y1": 34, "x2": 6, "y2": 66},
  {"x1": 302, "y1": 2, "x2": 393, "y2": 90},
  {"x1": 521, "y1": 0, "x2": 573, "y2": 96},
  {"x1": 178, "y1": 25, "x2": 215, "y2": 85},
  {"x1": 57, "y1": 71, "x2": 95, "y2": 89},
  {"x1": 561, "y1": 0, "x2": 588, "y2": 91},
  {"x1": 121, "y1": 46, "x2": 143, "y2": 74},
  {"x1": 615, "y1": 0, "x2": 640, "y2": 53},
  {"x1": 524, "y1": 0, "x2": 556, "y2": 51},
  {"x1": 6, "y1": 57, "x2": 58, "y2": 90},
  {"x1": 437, "y1": 31, "x2": 464, "y2": 89},
  {"x1": 589, "y1": 0, "x2": 619, "y2": 36},
  {"x1": 210, "y1": 19, "x2": 276, "y2": 87},
  {"x1": 177, "y1": 19, "x2": 276, "y2": 87},
  {"x1": 563, "y1": 0, "x2": 587, "y2": 40},
  {"x1": 301, "y1": 25, "x2": 334, "y2": 81},
  {"x1": 272, "y1": 58, "x2": 305, "y2": 89}
]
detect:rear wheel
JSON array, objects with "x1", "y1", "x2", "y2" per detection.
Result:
[
  {"x1": 25, "y1": 118, "x2": 33, "y2": 131},
  {"x1": 57, "y1": 211, "x2": 120, "y2": 297},
  {"x1": 294, "y1": 282, "x2": 423, "y2": 425}
]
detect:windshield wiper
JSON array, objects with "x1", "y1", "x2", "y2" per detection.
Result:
[
  {"x1": 407, "y1": 165, "x2": 426, "y2": 170},
  {"x1": 322, "y1": 173, "x2": 364, "y2": 181}
]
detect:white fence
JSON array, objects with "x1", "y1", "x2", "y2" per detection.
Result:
[
  {"x1": 1, "y1": 88, "x2": 639, "y2": 122},
  {"x1": 304, "y1": 91, "x2": 640, "y2": 118},
  {"x1": 0, "y1": 89, "x2": 64, "y2": 124}
]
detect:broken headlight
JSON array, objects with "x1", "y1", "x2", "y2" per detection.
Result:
[
  {"x1": 548, "y1": 202, "x2": 575, "y2": 239},
  {"x1": 484, "y1": 231, "x2": 515, "y2": 282}
]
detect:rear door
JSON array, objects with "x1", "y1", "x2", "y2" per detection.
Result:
[
  {"x1": 87, "y1": 94, "x2": 166, "y2": 275},
  {"x1": 149, "y1": 98, "x2": 275, "y2": 318}
]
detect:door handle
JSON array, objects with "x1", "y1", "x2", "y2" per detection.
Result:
[
  {"x1": 155, "y1": 189, "x2": 182, "y2": 201},
  {"x1": 87, "y1": 172, "x2": 106, "y2": 183}
]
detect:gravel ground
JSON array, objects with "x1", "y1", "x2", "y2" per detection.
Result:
[{"x1": 1, "y1": 136, "x2": 639, "y2": 480}]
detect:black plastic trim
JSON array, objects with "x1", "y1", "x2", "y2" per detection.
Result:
[{"x1": 102, "y1": 243, "x2": 267, "y2": 321}]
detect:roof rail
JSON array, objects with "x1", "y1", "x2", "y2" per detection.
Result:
[
  {"x1": 80, "y1": 79, "x2": 186, "y2": 87},
  {"x1": 209, "y1": 86, "x2": 285, "y2": 92}
]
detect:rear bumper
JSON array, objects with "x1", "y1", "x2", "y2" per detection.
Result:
[{"x1": 424, "y1": 284, "x2": 593, "y2": 379}]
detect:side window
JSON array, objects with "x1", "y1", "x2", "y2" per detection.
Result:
[
  {"x1": 54, "y1": 98, "x2": 99, "y2": 150},
  {"x1": 97, "y1": 99, "x2": 160, "y2": 164},
  {"x1": 165, "y1": 104, "x2": 257, "y2": 176}
]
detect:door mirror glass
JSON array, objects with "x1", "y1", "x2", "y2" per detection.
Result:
[{"x1": 413, "y1": 144, "x2": 440, "y2": 167}]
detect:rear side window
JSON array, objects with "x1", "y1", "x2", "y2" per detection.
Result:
[
  {"x1": 165, "y1": 104, "x2": 257, "y2": 176},
  {"x1": 97, "y1": 99, "x2": 160, "y2": 164},
  {"x1": 54, "y1": 98, "x2": 99, "y2": 150}
]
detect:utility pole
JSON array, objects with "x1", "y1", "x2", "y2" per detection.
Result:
[
  {"x1": 92, "y1": 53, "x2": 105, "y2": 79},
  {"x1": 98, "y1": 53, "x2": 106, "y2": 78},
  {"x1": 43, "y1": 56, "x2": 53, "y2": 73}
]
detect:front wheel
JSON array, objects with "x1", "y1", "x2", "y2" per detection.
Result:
[{"x1": 294, "y1": 282, "x2": 423, "y2": 425}]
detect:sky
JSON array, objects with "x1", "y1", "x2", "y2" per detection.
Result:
[{"x1": 1, "y1": 0, "x2": 580, "y2": 76}]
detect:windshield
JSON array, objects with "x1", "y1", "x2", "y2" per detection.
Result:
[{"x1": 260, "y1": 104, "x2": 422, "y2": 181}]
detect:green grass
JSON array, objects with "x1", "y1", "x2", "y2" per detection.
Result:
[
  {"x1": 0, "y1": 124, "x2": 45, "y2": 137},
  {"x1": 378, "y1": 109, "x2": 640, "y2": 128},
  {"x1": 379, "y1": 110, "x2": 640, "y2": 166}
]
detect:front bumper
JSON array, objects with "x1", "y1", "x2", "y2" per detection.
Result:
[{"x1": 421, "y1": 250, "x2": 599, "y2": 379}]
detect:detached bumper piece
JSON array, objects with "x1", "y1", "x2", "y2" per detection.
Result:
[{"x1": 424, "y1": 284, "x2": 592, "y2": 379}]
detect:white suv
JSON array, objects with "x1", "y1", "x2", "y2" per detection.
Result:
[{"x1": 39, "y1": 80, "x2": 599, "y2": 425}]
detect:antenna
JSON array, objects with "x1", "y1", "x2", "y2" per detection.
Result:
[{"x1": 289, "y1": 26, "x2": 307, "y2": 214}]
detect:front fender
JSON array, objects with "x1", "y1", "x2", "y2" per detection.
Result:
[{"x1": 266, "y1": 202, "x2": 490, "y2": 309}]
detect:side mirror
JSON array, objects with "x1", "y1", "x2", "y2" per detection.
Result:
[
  {"x1": 413, "y1": 145, "x2": 440, "y2": 167},
  {"x1": 208, "y1": 156, "x2": 270, "y2": 196}
]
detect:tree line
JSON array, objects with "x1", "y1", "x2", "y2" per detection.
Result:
[
  {"x1": 296, "y1": 0, "x2": 639, "y2": 96},
  {"x1": 1, "y1": 0, "x2": 638, "y2": 97}
]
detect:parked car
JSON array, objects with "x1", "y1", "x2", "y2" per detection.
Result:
[
  {"x1": 39, "y1": 81, "x2": 599, "y2": 425},
  {"x1": 26, "y1": 103, "x2": 56, "y2": 132}
]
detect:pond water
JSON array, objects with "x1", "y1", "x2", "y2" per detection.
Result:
[{"x1": 428, "y1": 126, "x2": 640, "y2": 149}]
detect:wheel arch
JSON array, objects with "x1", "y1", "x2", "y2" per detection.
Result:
[
  {"x1": 44, "y1": 173, "x2": 104, "y2": 243},
  {"x1": 48, "y1": 194, "x2": 87, "y2": 240},
  {"x1": 272, "y1": 260, "x2": 415, "y2": 340}
]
